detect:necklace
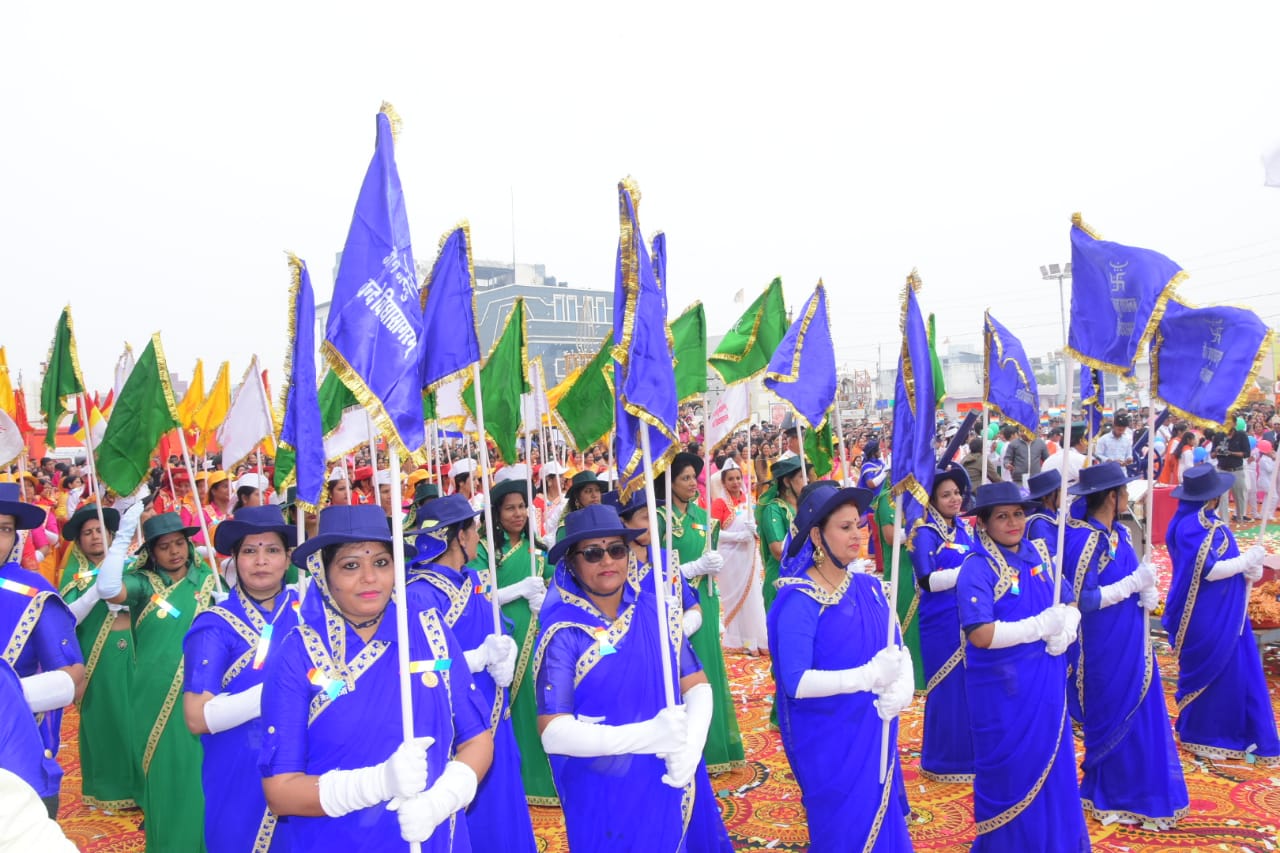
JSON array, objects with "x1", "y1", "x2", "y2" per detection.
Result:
[
  {"x1": 349, "y1": 612, "x2": 384, "y2": 630},
  {"x1": 243, "y1": 586, "x2": 283, "y2": 608}
]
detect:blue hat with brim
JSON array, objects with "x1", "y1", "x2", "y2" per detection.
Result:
[
  {"x1": 932, "y1": 463, "x2": 971, "y2": 497},
  {"x1": 1026, "y1": 469, "x2": 1062, "y2": 501},
  {"x1": 547, "y1": 504, "x2": 642, "y2": 565},
  {"x1": 970, "y1": 482, "x2": 1039, "y2": 516},
  {"x1": 403, "y1": 494, "x2": 481, "y2": 568},
  {"x1": 291, "y1": 505, "x2": 412, "y2": 568},
  {"x1": 601, "y1": 489, "x2": 661, "y2": 520},
  {"x1": 1170, "y1": 463, "x2": 1235, "y2": 502},
  {"x1": 1067, "y1": 461, "x2": 1138, "y2": 497},
  {"x1": 0, "y1": 483, "x2": 47, "y2": 530},
  {"x1": 785, "y1": 481, "x2": 875, "y2": 559},
  {"x1": 215, "y1": 504, "x2": 298, "y2": 554}
]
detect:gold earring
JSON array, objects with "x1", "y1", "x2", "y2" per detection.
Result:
[{"x1": 813, "y1": 546, "x2": 826, "y2": 567}]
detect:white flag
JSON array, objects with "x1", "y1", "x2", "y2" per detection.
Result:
[
  {"x1": 217, "y1": 356, "x2": 274, "y2": 468},
  {"x1": 113, "y1": 344, "x2": 135, "y2": 402},
  {"x1": 706, "y1": 383, "x2": 750, "y2": 452},
  {"x1": 324, "y1": 406, "x2": 371, "y2": 461},
  {"x1": 1264, "y1": 142, "x2": 1280, "y2": 188},
  {"x1": 434, "y1": 376, "x2": 468, "y2": 426},
  {"x1": 0, "y1": 409, "x2": 24, "y2": 468}
]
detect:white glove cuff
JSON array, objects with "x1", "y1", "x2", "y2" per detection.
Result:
[
  {"x1": 681, "y1": 608, "x2": 703, "y2": 637},
  {"x1": 426, "y1": 760, "x2": 478, "y2": 817},
  {"x1": 1206, "y1": 554, "x2": 1250, "y2": 582},
  {"x1": 203, "y1": 683, "x2": 264, "y2": 734},
  {"x1": 928, "y1": 568, "x2": 960, "y2": 592},
  {"x1": 21, "y1": 670, "x2": 76, "y2": 714},
  {"x1": 319, "y1": 764, "x2": 388, "y2": 817},
  {"x1": 69, "y1": 585, "x2": 102, "y2": 624},
  {"x1": 463, "y1": 646, "x2": 489, "y2": 674},
  {"x1": 987, "y1": 617, "x2": 1042, "y2": 649}
]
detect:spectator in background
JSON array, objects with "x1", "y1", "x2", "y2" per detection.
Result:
[{"x1": 1097, "y1": 413, "x2": 1134, "y2": 466}]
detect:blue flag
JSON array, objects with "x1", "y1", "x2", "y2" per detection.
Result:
[
  {"x1": 892, "y1": 271, "x2": 936, "y2": 528},
  {"x1": 651, "y1": 231, "x2": 668, "y2": 288},
  {"x1": 279, "y1": 255, "x2": 325, "y2": 511},
  {"x1": 1152, "y1": 298, "x2": 1274, "y2": 430},
  {"x1": 1067, "y1": 213, "x2": 1183, "y2": 376},
  {"x1": 612, "y1": 179, "x2": 678, "y2": 500},
  {"x1": 321, "y1": 104, "x2": 426, "y2": 457},
  {"x1": 765, "y1": 282, "x2": 836, "y2": 429},
  {"x1": 983, "y1": 311, "x2": 1040, "y2": 440},
  {"x1": 421, "y1": 224, "x2": 481, "y2": 392},
  {"x1": 1080, "y1": 365, "x2": 1105, "y2": 440}
]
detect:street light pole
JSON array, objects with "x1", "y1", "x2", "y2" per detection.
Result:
[{"x1": 1040, "y1": 263, "x2": 1073, "y2": 407}]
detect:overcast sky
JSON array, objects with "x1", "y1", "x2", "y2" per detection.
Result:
[{"x1": 6, "y1": 2, "x2": 1280, "y2": 400}]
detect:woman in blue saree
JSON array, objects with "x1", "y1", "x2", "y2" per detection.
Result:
[
  {"x1": 405, "y1": 493, "x2": 535, "y2": 853},
  {"x1": 769, "y1": 481, "x2": 915, "y2": 852},
  {"x1": 182, "y1": 505, "x2": 302, "y2": 852},
  {"x1": 908, "y1": 464, "x2": 975, "y2": 782},
  {"x1": 535, "y1": 503, "x2": 709, "y2": 852},
  {"x1": 1064, "y1": 462, "x2": 1188, "y2": 828},
  {"x1": 259, "y1": 505, "x2": 493, "y2": 852},
  {"x1": 1164, "y1": 463, "x2": 1279, "y2": 764},
  {"x1": 957, "y1": 482, "x2": 1088, "y2": 852}
]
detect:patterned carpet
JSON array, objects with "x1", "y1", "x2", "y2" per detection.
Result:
[{"x1": 56, "y1": 545, "x2": 1280, "y2": 851}]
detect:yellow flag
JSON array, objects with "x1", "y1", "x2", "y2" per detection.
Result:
[
  {"x1": 193, "y1": 361, "x2": 231, "y2": 454},
  {"x1": 176, "y1": 359, "x2": 206, "y2": 429},
  {"x1": 0, "y1": 348, "x2": 14, "y2": 418}
]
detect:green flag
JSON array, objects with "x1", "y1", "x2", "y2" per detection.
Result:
[
  {"x1": 670, "y1": 301, "x2": 707, "y2": 403},
  {"x1": 928, "y1": 312, "x2": 946, "y2": 405},
  {"x1": 802, "y1": 411, "x2": 836, "y2": 478},
  {"x1": 97, "y1": 334, "x2": 181, "y2": 496},
  {"x1": 40, "y1": 306, "x2": 85, "y2": 444},
  {"x1": 462, "y1": 298, "x2": 530, "y2": 464},
  {"x1": 554, "y1": 334, "x2": 615, "y2": 452},
  {"x1": 274, "y1": 446, "x2": 295, "y2": 492},
  {"x1": 319, "y1": 370, "x2": 358, "y2": 434},
  {"x1": 708, "y1": 278, "x2": 787, "y2": 385},
  {"x1": 422, "y1": 389, "x2": 437, "y2": 422}
]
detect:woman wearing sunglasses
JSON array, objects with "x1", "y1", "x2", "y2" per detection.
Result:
[
  {"x1": 957, "y1": 482, "x2": 1086, "y2": 852},
  {"x1": 535, "y1": 504, "x2": 710, "y2": 851}
]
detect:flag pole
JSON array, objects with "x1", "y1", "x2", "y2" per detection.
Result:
[
  {"x1": 17, "y1": 455, "x2": 28, "y2": 501},
  {"x1": 77, "y1": 393, "x2": 109, "y2": 548},
  {"x1": 878, "y1": 492, "x2": 905, "y2": 783},
  {"x1": 796, "y1": 420, "x2": 809, "y2": 487},
  {"x1": 703, "y1": 393, "x2": 714, "y2": 558},
  {"x1": 746, "y1": 386, "x2": 755, "y2": 505},
  {"x1": 981, "y1": 406, "x2": 991, "y2": 486},
  {"x1": 471, "y1": 363, "x2": 503, "y2": 634},
  {"x1": 641, "y1": 426, "x2": 677, "y2": 708},
  {"x1": 1053, "y1": 354, "x2": 1075, "y2": 605},
  {"x1": 175, "y1": 424, "x2": 225, "y2": 593},
  {"x1": 386, "y1": 443, "x2": 422, "y2": 853},
  {"x1": 524, "y1": 424, "x2": 537, "y2": 578},
  {"x1": 442, "y1": 429, "x2": 455, "y2": 495},
  {"x1": 833, "y1": 409, "x2": 851, "y2": 487}
]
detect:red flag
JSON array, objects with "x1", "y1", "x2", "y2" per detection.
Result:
[{"x1": 13, "y1": 389, "x2": 32, "y2": 436}]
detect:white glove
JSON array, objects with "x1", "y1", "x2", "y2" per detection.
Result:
[
  {"x1": 1206, "y1": 551, "x2": 1255, "y2": 582},
  {"x1": 387, "y1": 760, "x2": 478, "y2": 843},
  {"x1": 483, "y1": 634, "x2": 517, "y2": 688},
  {"x1": 794, "y1": 645, "x2": 900, "y2": 698},
  {"x1": 20, "y1": 670, "x2": 76, "y2": 714},
  {"x1": 741, "y1": 519, "x2": 758, "y2": 537},
  {"x1": 96, "y1": 502, "x2": 144, "y2": 598},
  {"x1": 681, "y1": 608, "x2": 703, "y2": 637},
  {"x1": 988, "y1": 605, "x2": 1065, "y2": 649},
  {"x1": 1245, "y1": 560, "x2": 1265, "y2": 583},
  {"x1": 927, "y1": 567, "x2": 960, "y2": 592},
  {"x1": 202, "y1": 683, "x2": 263, "y2": 734},
  {"x1": 679, "y1": 552, "x2": 724, "y2": 579},
  {"x1": 1139, "y1": 586, "x2": 1160, "y2": 611},
  {"x1": 873, "y1": 646, "x2": 915, "y2": 721},
  {"x1": 529, "y1": 589, "x2": 546, "y2": 614},
  {"x1": 1098, "y1": 571, "x2": 1143, "y2": 608},
  {"x1": 1246, "y1": 544, "x2": 1268, "y2": 568},
  {"x1": 1045, "y1": 606, "x2": 1081, "y2": 657},
  {"x1": 496, "y1": 575, "x2": 545, "y2": 607},
  {"x1": 1134, "y1": 562, "x2": 1158, "y2": 591},
  {"x1": 541, "y1": 706, "x2": 687, "y2": 758},
  {"x1": 68, "y1": 585, "x2": 102, "y2": 624},
  {"x1": 318, "y1": 736, "x2": 435, "y2": 817},
  {"x1": 850, "y1": 558, "x2": 876, "y2": 574},
  {"x1": 662, "y1": 683, "x2": 712, "y2": 789}
]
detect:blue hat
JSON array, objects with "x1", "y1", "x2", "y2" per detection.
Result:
[
  {"x1": 601, "y1": 489, "x2": 660, "y2": 520},
  {"x1": 1067, "y1": 461, "x2": 1137, "y2": 497},
  {"x1": 1170, "y1": 462, "x2": 1235, "y2": 502},
  {"x1": 214, "y1": 504, "x2": 297, "y2": 554},
  {"x1": 404, "y1": 494, "x2": 481, "y2": 537},
  {"x1": 932, "y1": 462, "x2": 971, "y2": 497},
  {"x1": 291, "y1": 504, "x2": 412, "y2": 568},
  {"x1": 785, "y1": 481, "x2": 874, "y2": 559},
  {"x1": 969, "y1": 482, "x2": 1038, "y2": 515},
  {"x1": 1026, "y1": 469, "x2": 1062, "y2": 501},
  {"x1": 547, "y1": 504, "x2": 642, "y2": 565},
  {"x1": 0, "y1": 483, "x2": 46, "y2": 530}
]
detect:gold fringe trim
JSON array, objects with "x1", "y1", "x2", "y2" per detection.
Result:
[
  {"x1": 59, "y1": 304, "x2": 87, "y2": 394},
  {"x1": 82, "y1": 795, "x2": 137, "y2": 812},
  {"x1": 982, "y1": 310, "x2": 1037, "y2": 440},
  {"x1": 421, "y1": 222, "x2": 482, "y2": 396},
  {"x1": 550, "y1": 332, "x2": 616, "y2": 452},
  {"x1": 459, "y1": 297, "x2": 531, "y2": 463},
  {"x1": 974, "y1": 700, "x2": 1067, "y2": 835},
  {"x1": 321, "y1": 340, "x2": 424, "y2": 465},
  {"x1": 147, "y1": 334, "x2": 183, "y2": 422},
  {"x1": 525, "y1": 794, "x2": 561, "y2": 807},
  {"x1": 704, "y1": 759, "x2": 748, "y2": 775},
  {"x1": 708, "y1": 277, "x2": 784, "y2": 377},
  {"x1": 671, "y1": 299, "x2": 706, "y2": 405},
  {"x1": 763, "y1": 282, "x2": 830, "y2": 429},
  {"x1": 1071, "y1": 211, "x2": 1103, "y2": 240},
  {"x1": 1179, "y1": 739, "x2": 1280, "y2": 764},
  {"x1": 919, "y1": 769, "x2": 975, "y2": 784},
  {"x1": 1081, "y1": 797, "x2": 1188, "y2": 827},
  {"x1": 378, "y1": 101, "x2": 402, "y2": 144}
]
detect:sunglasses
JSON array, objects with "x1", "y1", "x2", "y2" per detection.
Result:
[{"x1": 571, "y1": 543, "x2": 629, "y2": 563}]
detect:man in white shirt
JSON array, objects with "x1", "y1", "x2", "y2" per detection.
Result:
[
  {"x1": 1096, "y1": 413, "x2": 1134, "y2": 466},
  {"x1": 1041, "y1": 423, "x2": 1088, "y2": 488}
]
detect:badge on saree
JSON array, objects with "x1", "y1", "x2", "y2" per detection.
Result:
[
  {"x1": 1107, "y1": 531, "x2": 1119, "y2": 560},
  {"x1": 74, "y1": 568, "x2": 99, "y2": 582},
  {"x1": 409, "y1": 658, "x2": 452, "y2": 687},
  {"x1": 1031, "y1": 561, "x2": 1047, "y2": 579},
  {"x1": 0, "y1": 579, "x2": 38, "y2": 598},
  {"x1": 1009, "y1": 571, "x2": 1021, "y2": 596},
  {"x1": 593, "y1": 627, "x2": 616, "y2": 656},
  {"x1": 943, "y1": 542, "x2": 969, "y2": 555},
  {"x1": 150, "y1": 594, "x2": 181, "y2": 619},
  {"x1": 307, "y1": 668, "x2": 345, "y2": 700},
  {"x1": 252, "y1": 624, "x2": 274, "y2": 670}
]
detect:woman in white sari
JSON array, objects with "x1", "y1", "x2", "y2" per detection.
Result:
[{"x1": 711, "y1": 460, "x2": 769, "y2": 655}]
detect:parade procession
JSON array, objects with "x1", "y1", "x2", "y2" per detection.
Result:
[{"x1": 8, "y1": 9, "x2": 1280, "y2": 852}]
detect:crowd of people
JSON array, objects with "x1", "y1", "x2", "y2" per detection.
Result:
[{"x1": 1, "y1": 400, "x2": 1279, "y2": 852}]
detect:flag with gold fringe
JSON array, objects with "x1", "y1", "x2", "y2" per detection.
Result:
[
  {"x1": 1151, "y1": 297, "x2": 1274, "y2": 430},
  {"x1": 613, "y1": 179, "x2": 679, "y2": 500},
  {"x1": 39, "y1": 306, "x2": 85, "y2": 445},
  {"x1": 462, "y1": 298, "x2": 531, "y2": 464},
  {"x1": 708, "y1": 277, "x2": 787, "y2": 386},
  {"x1": 176, "y1": 359, "x2": 205, "y2": 429},
  {"x1": 421, "y1": 223, "x2": 482, "y2": 394},
  {"x1": 891, "y1": 271, "x2": 936, "y2": 528},
  {"x1": 276, "y1": 255, "x2": 326, "y2": 509},
  {"x1": 1080, "y1": 365, "x2": 1106, "y2": 440},
  {"x1": 764, "y1": 282, "x2": 836, "y2": 430},
  {"x1": 193, "y1": 361, "x2": 230, "y2": 455},
  {"x1": 554, "y1": 334, "x2": 615, "y2": 452},
  {"x1": 97, "y1": 334, "x2": 181, "y2": 496},
  {"x1": 983, "y1": 310, "x2": 1040, "y2": 440},
  {"x1": 1068, "y1": 212, "x2": 1182, "y2": 376},
  {"x1": 669, "y1": 299, "x2": 707, "y2": 405}
]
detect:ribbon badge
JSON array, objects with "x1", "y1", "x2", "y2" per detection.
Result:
[
  {"x1": 150, "y1": 594, "x2": 181, "y2": 619},
  {"x1": 593, "y1": 627, "x2": 616, "y2": 656},
  {"x1": 1009, "y1": 570, "x2": 1021, "y2": 596},
  {"x1": 252, "y1": 624, "x2": 274, "y2": 670},
  {"x1": 307, "y1": 667, "x2": 345, "y2": 700},
  {"x1": 409, "y1": 658, "x2": 452, "y2": 687},
  {"x1": 74, "y1": 568, "x2": 99, "y2": 582},
  {"x1": 0, "y1": 579, "x2": 38, "y2": 598}
]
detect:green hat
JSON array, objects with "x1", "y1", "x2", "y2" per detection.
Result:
[
  {"x1": 567, "y1": 471, "x2": 602, "y2": 503},
  {"x1": 141, "y1": 512, "x2": 199, "y2": 548},
  {"x1": 771, "y1": 456, "x2": 802, "y2": 482},
  {"x1": 412, "y1": 481, "x2": 441, "y2": 506},
  {"x1": 62, "y1": 504, "x2": 120, "y2": 543},
  {"x1": 490, "y1": 479, "x2": 528, "y2": 508}
]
